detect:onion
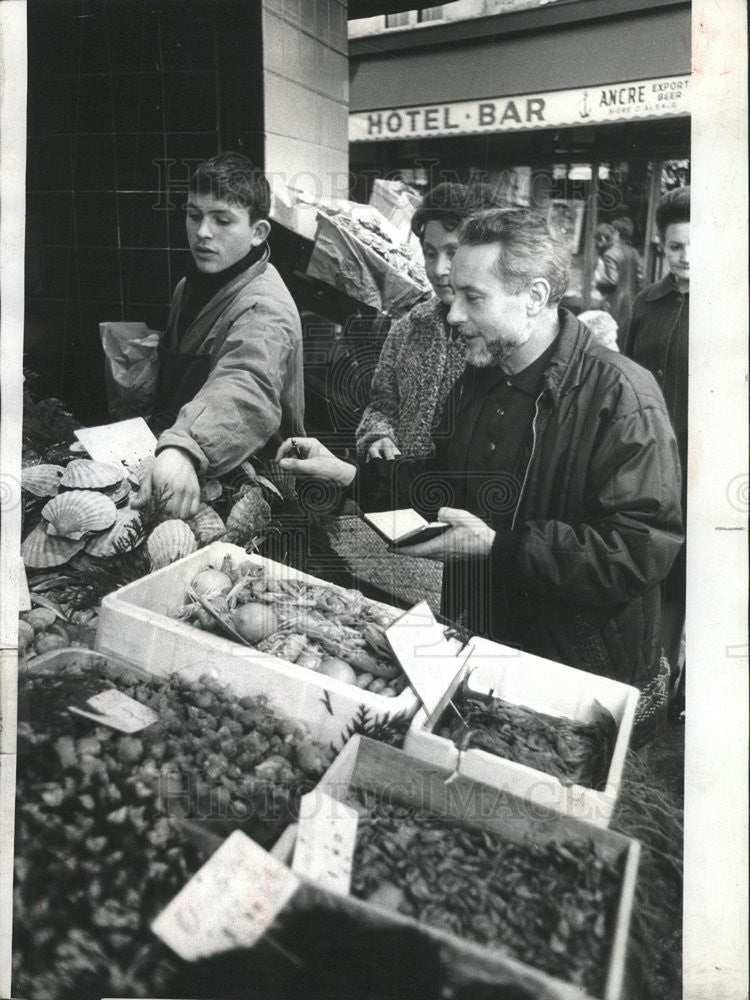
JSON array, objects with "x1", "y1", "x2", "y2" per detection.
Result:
[
  {"x1": 230, "y1": 603, "x2": 279, "y2": 644},
  {"x1": 316, "y1": 656, "x2": 357, "y2": 685},
  {"x1": 191, "y1": 568, "x2": 233, "y2": 600}
]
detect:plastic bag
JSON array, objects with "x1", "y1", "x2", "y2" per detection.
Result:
[
  {"x1": 306, "y1": 213, "x2": 429, "y2": 319},
  {"x1": 100, "y1": 322, "x2": 160, "y2": 420}
]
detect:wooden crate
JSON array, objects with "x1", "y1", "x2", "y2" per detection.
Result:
[{"x1": 272, "y1": 735, "x2": 640, "y2": 1000}]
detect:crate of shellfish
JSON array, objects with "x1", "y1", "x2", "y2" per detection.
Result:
[
  {"x1": 402, "y1": 633, "x2": 639, "y2": 828},
  {"x1": 95, "y1": 542, "x2": 421, "y2": 745},
  {"x1": 271, "y1": 736, "x2": 640, "y2": 1000}
]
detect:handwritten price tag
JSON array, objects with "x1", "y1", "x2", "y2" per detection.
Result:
[
  {"x1": 152, "y1": 830, "x2": 300, "y2": 962},
  {"x1": 75, "y1": 417, "x2": 156, "y2": 471},
  {"x1": 292, "y1": 790, "x2": 359, "y2": 896},
  {"x1": 385, "y1": 601, "x2": 469, "y2": 715},
  {"x1": 68, "y1": 688, "x2": 159, "y2": 733}
]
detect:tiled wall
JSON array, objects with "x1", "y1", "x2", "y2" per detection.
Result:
[
  {"x1": 26, "y1": 0, "x2": 265, "y2": 423},
  {"x1": 262, "y1": 0, "x2": 349, "y2": 202}
]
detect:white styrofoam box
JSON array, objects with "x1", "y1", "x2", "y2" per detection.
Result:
[
  {"x1": 95, "y1": 542, "x2": 418, "y2": 746},
  {"x1": 403, "y1": 636, "x2": 639, "y2": 827}
]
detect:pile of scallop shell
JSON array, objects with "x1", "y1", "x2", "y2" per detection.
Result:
[
  {"x1": 21, "y1": 458, "x2": 270, "y2": 575},
  {"x1": 143, "y1": 489, "x2": 266, "y2": 571},
  {"x1": 20, "y1": 459, "x2": 137, "y2": 569},
  {"x1": 142, "y1": 485, "x2": 269, "y2": 570},
  {"x1": 145, "y1": 505, "x2": 228, "y2": 570},
  {"x1": 128, "y1": 459, "x2": 228, "y2": 570}
]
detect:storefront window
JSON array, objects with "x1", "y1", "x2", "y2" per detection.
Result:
[
  {"x1": 417, "y1": 6, "x2": 445, "y2": 21},
  {"x1": 478, "y1": 159, "x2": 662, "y2": 311}
]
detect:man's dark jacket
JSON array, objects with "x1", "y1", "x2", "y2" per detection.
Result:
[{"x1": 363, "y1": 309, "x2": 683, "y2": 688}]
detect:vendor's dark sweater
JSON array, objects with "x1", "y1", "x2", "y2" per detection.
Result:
[{"x1": 176, "y1": 243, "x2": 267, "y2": 341}]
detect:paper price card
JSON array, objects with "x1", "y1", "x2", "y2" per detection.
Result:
[
  {"x1": 152, "y1": 830, "x2": 300, "y2": 962},
  {"x1": 385, "y1": 600, "x2": 470, "y2": 716},
  {"x1": 292, "y1": 789, "x2": 359, "y2": 896},
  {"x1": 75, "y1": 417, "x2": 156, "y2": 471},
  {"x1": 68, "y1": 689, "x2": 159, "y2": 733}
]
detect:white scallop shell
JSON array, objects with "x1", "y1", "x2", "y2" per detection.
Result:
[
  {"x1": 85, "y1": 509, "x2": 143, "y2": 557},
  {"x1": 21, "y1": 464, "x2": 65, "y2": 498},
  {"x1": 147, "y1": 519, "x2": 198, "y2": 570},
  {"x1": 186, "y1": 505, "x2": 226, "y2": 546},
  {"x1": 60, "y1": 459, "x2": 124, "y2": 489},
  {"x1": 41, "y1": 490, "x2": 118, "y2": 540},
  {"x1": 21, "y1": 523, "x2": 86, "y2": 568}
]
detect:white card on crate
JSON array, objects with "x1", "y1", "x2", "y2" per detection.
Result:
[
  {"x1": 152, "y1": 829, "x2": 300, "y2": 962},
  {"x1": 291, "y1": 789, "x2": 359, "y2": 895},
  {"x1": 67, "y1": 689, "x2": 159, "y2": 733},
  {"x1": 385, "y1": 600, "x2": 469, "y2": 715},
  {"x1": 74, "y1": 417, "x2": 156, "y2": 471}
]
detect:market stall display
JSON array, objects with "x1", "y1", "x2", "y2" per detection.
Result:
[
  {"x1": 404, "y1": 636, "x2": 639, "y2": 827},
  {"x1": 434, "y1": 691, "x2": 616, "y2": 789},
  {"x1": 13, "y1": 388, "x2": 680, "y2": 1000},
  {"x1": 13, "y1": 647, "x2": 337, "y2": 998},
  {"x1": 94, "y1": 543, "x2": 421, "y2": 744},
  {"x1": 272, "y1": 736, "x2": 640, "y2": 1000},
  {"x1": 176, "y1": 553, "x2": 406, "y2": 696},
  {"x1": 351, "y1": 797, "x2": 620, "y2": 995}
]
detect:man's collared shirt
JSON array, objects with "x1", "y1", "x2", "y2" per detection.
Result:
[{"x1": 445, "y1": 339, "x2": 557, "y2": 528}]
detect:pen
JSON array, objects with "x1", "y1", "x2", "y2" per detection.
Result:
[{"x1": 290, "y1": 438, "x2": 303, "y2": 460}]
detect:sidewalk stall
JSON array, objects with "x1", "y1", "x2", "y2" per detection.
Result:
[{"x1": 12, "y1": 2, "x2": 685, "y2": 998}]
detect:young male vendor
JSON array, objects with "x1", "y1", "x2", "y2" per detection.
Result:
[{"x1": 133, "y1": 152, "x2": 304, "y2": 519}]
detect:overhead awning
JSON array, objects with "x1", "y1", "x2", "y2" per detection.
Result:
[{"x1": 351, "y1": 75, "x2": 690, "y2": 141}]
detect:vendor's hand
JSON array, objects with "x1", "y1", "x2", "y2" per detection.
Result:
[
  {"x1": 367, "y1": 437, "x2": 401, "y2": 462},
  {"x1": 276, "y1": 437, "x2": 357, "y2": 488},
  {"x1": 131, "y1": 447, "x2": 201, "y2": 519},
  {"x1": 395, "y1": 507, "x2": 496, "y2": 562}
]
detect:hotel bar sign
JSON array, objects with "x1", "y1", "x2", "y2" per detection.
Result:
[{"x1": 350, "y1": 75, "x2": 690, "y2": 142}]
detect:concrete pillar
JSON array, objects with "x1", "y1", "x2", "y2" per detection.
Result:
[{"x1": 261, "y1": 0, "x2": 350, "y2": 202}]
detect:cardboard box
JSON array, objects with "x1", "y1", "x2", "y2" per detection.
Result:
[
  {"x1": 403, "y1": 635, "x2": 639, "y2": 827},
  {"x1": 272, "y1": 735, "x2": 640, "y2": 1000},
  {"x1": 95, "y1": 542, "x2": 419, "y2": 746}
]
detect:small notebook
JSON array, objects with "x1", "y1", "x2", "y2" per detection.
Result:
[{"x1": 363, "y1": 509, "x2": 449, "y2": 548}]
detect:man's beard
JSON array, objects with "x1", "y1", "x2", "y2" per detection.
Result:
[{"x1": 466, "y1": 336, "x2": 516, "y2": 368}]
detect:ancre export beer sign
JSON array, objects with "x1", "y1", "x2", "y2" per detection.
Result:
[{"x1": 350, "y1": 75, "x2": 690, "y2": 142}]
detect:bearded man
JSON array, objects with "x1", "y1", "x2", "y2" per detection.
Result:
[{"x1": 278, "y1": 208, "x2": 683, "y2": 689}]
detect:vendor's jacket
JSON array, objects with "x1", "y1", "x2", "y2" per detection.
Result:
[
  {"x1": 361, "y1": 309, "x2": 683, "y2": 687},
  {"x1": 156, "y1": 248, "x2": 304, "y2": 477}
]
